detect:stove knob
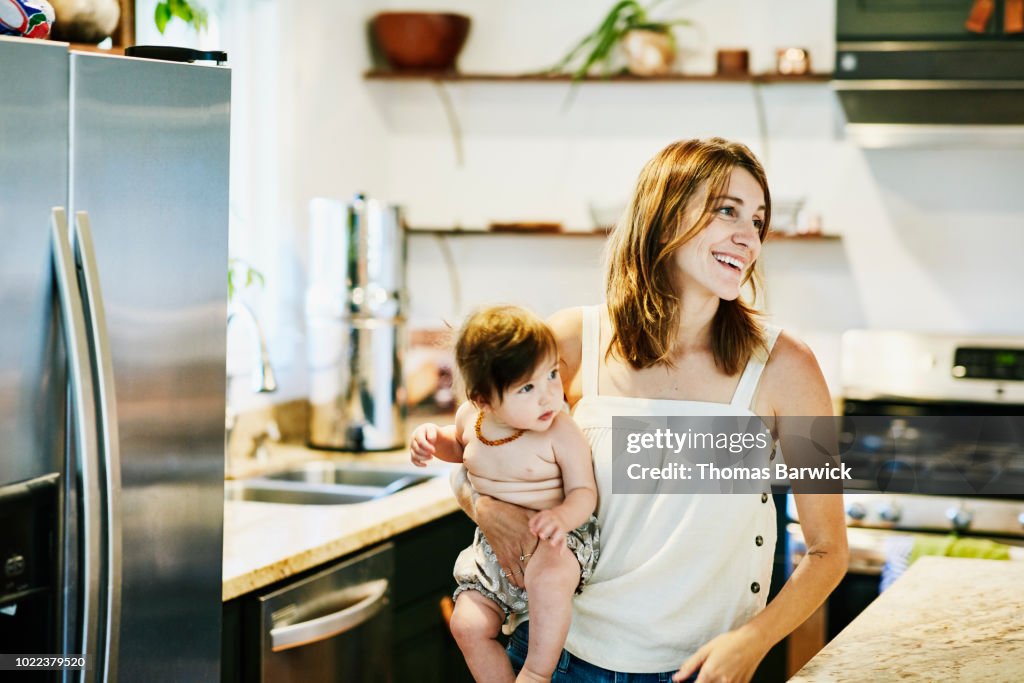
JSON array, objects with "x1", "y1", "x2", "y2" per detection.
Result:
[
  {"x1": 946, "y1": 507, "x2": 974, "y2": 532},
  {"x1": 846, "y1": 501, "x2": 867, "y2": 521},
  {"x1": 878, "y1": 502, "x2": 902, "y2": 523}
]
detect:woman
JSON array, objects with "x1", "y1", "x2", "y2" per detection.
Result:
[{"x1": 452, "y1": 138, "x2": 848, "y2": 682}]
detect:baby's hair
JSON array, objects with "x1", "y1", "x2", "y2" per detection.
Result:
[{"x1": 455, "y1": 305, "x2": 557, "y2": 405}]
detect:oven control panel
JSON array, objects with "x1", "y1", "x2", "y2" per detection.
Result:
[
  {"x1": 791, "y1": 493, "x2": 1024, "y2": 537},
  {"x1": 953, "y1": 347, "x2": 1024, "y2": 381}
]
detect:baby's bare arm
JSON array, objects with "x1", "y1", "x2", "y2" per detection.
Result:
[
  {"x1": 529, "y1": 414, "x2": 596, "y2": 542},
  {"x1": 428, "y1": 402, "x2": 475, "y2": 463}
]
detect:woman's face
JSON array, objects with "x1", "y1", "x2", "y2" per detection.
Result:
[{"x1": 671, "y1": 166, "x2": 765, "y2": 302}]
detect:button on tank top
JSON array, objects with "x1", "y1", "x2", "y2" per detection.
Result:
[{"x1": 563, "y1": 305, "x2": 782, "y2": 673}]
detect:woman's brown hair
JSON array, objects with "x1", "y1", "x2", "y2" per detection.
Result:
[
  {"x1": 605, "y1": 137, "x2": 770, "y2": 375},
  {"x1": 455, "y1": 305, "x2": 558, "y2": 404}
]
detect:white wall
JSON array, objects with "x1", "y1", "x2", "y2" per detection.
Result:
[{"x1": 194, "y1": 0, "x2": 1024, "y2": 405}]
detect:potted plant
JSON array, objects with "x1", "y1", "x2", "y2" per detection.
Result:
[{"x1": 552, "y1": 0, "x2": 692, "y2": 79}]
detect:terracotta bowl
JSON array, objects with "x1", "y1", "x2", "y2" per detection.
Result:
[{"x1": 371, "y1": 12, "x2": 471, "y2": 71}]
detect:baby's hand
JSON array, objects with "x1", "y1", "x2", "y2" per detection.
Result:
[
  {"x1": 529, "y1": 508, "x2": 569, "y2": 548},
  {"x1": 409, "y1": 423, "x2": 439, "y2": 467}
]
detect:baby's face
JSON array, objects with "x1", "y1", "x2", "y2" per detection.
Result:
[{"x1": 489, "y1": 354, "x2": 563, "y2": 432}]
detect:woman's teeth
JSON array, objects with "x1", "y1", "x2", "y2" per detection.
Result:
[{"x1": 713, "y1": 253, "x2": 743, "y2": 271}]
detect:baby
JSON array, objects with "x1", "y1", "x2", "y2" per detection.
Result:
[{"x1": 410, "y1": 305, "x2": 599, "y2": 683}]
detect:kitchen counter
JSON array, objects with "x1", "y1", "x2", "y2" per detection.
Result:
[
  {"x1": 222, "y1": 442, "x2": 461, "y2": 601},
  {"x1": 790, "y1": 556, "x2": 1024, "y2": 682}
]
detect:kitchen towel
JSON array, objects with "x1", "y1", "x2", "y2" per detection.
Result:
[
  {"x1": 881, "y1": 534, "x2": 1019, "y2": 591},
  {"x1": 909, "y1": 535, "x2": 1011, "y2": 564}
]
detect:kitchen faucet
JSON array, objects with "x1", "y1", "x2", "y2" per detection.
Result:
[
  {"x1": 227, "y1": 300, "x2": 278, "y2": 394},
  {"x1": 226, "y1": 301, "x2": 278, "y2": 466}
]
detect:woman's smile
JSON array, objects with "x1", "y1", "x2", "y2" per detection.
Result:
[{"x1": 711, "y1": 250, "x2": 747, "y2": 276}]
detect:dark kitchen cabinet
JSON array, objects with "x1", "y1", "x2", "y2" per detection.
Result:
[
  {"x1": 391, "y1": 512, "x2": 476, "y2": 682},
  {"x1": 221, "y1": 511, "x2": 476, "y2": 683}
]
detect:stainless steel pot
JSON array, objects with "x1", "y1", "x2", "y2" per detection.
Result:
[{"x1": 306, "y1": 194, "x2": 407, "y2": 451}]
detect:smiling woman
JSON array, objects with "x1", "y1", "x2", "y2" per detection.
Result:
[{"x1": 453, "y1": 137, "x2": 848, "y2": 683}]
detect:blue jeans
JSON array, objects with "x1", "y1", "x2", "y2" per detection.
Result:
[{"x1": 505, "y1": 621, "x2": 698, "y2": 683}]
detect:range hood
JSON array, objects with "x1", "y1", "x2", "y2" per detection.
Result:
[{"x1": 834, "y1": 41, "x2": 1024, "y2": 147}]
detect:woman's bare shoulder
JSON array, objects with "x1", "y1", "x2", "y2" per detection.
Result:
[
  {"x1": 548, "y1": 307, "x2": 583, "y2": 340},
  {"x1": 761, "y1": 330, "x2": 833, "y2": 416},
  {"x1": 765, "y1": 330, "x2": 818, "y2": 370},
  {"x1": 547, "y1": 307, "x2": 584, "y2": 368}
]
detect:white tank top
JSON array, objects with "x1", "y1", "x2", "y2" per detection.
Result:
[{"x1": 563, "y1": 305, "x2": 782, "y2": 673}]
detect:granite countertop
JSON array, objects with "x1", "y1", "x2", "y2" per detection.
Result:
[
  {"x1": 222, "y1": 441, "x2": 461, "y2": 601},
  {"x1": 790, "y1": 556, "x2": 1024, "y2": 682}
]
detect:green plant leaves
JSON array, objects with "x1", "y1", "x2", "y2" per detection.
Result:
[
  {"x1": 552, "y1": 0, "x2": 689, "y2": 80},
  {"x1": 228, "y1": 258, "x2": 265, "y2": 301},
  {"x1": 154, "y1": 0, "x2": 209, "y2": 34},
  {"x1": 154, "y1": 3, "x2": 171, "y2": 34}
]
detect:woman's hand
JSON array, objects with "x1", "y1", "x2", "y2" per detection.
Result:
[
  {"x1": 476, "y1": 495, "x2": 538, "y2": 589},
  {"x1": 672, "y1": 627, "x2": 769, "y2": 683}
]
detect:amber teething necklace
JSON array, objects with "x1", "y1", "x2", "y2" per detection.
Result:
[{"x1": 475, "y1": 411, "x2": 526, "y2": 446}]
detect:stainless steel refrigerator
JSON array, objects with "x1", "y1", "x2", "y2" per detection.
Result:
[{"x1": 0, "y1": 36, "x2": 229, "y2": 682}]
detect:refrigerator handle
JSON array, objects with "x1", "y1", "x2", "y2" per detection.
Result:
[
  {"x1": 51, "y1": 208, "x2": 103, "y2": 683},
  {"x1": 72, "y1": 210, "x2": 123, "y2": 683}
]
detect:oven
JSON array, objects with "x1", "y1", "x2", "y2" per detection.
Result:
[{"x1": 788, "y1": 330, "x2": 1024, "y2": 641}]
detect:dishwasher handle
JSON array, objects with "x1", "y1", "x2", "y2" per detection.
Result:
[{"x1": 270, "y1": 579, "x2": 389, "y2": 652}]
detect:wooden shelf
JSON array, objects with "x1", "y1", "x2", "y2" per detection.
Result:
[
  {"x1": 68, "y1": 42, "x2": 126, "y2": 55},
  {"x1": 365, "y1": 70, "x2": 832, "y2": 84},
  {"x1": 407, "y1": 227, "x2": 610, "y2": 237},
  {"x1": 766, "y1": 232, "x2": 842, "y2": 242},
  {"x1": 408, "y1": 228, "x2": 840, "y2": 241}
]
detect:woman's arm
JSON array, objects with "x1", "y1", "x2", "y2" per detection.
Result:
[
  {"x1": 674, "y1": 334, "x2": 848, "y2": 683},
  {"x1": 450, "y1": 466, "x2": 537, "y2": 588},
  {"x1": 547, "y1": 307, "x2": 584, "y2": 406}
]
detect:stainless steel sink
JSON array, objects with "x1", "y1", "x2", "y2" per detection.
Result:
[
  {"x1": 226, "y1": 464, "x2": 436, "y2": 505},
  {"x1": 225, "y1": 480, "x2": 380, "y2": 505},
  {"x1": 262, "y1": 463, "x2": 433, "y2": 495}
]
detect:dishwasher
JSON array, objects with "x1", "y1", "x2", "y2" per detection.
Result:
[{"x1": 257, "y1": 543, "x2": 394, "y2": 682}]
